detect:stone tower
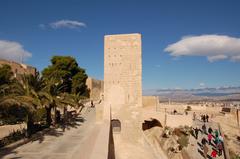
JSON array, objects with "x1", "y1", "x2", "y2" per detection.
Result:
[{"x1": 104, "y1": 33, "x2": 142, "y2": 117}]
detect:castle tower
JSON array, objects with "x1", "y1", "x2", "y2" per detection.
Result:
[{"x1": 104, "y1": 33, "x2": 142, "y2": 115}]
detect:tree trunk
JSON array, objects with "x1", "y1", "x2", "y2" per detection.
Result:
[
  {"x1": 53, "y1": 106, "x2": 57, "y2": 125},
  {"x1": 45, "y1": 106, "x2": 52, "y2": 127},
  {"x1": 27, "y1": 113, "x2": 34, "y2": 137}
]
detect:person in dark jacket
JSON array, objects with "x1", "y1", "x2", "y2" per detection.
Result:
[
  {"x1": 194, "y1": 127, "x2": 200, "y2": 139},
  {"x1": 208, "y1": 127, "x2": 213, "y2": 134},
  {"x1": 206, "y1": 114, "x2": 209, "y2": 122}
]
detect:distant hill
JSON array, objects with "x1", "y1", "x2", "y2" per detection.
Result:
[{"x1": 143, "y1": 86, "x2": 240, "y2": 102}]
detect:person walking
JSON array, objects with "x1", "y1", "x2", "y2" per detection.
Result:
[
  {"x1": 217, "y1": 142, "x2": 223, "y2": 156},
  {"x1": 193, "y1": 112, "x2": 196, "y2": 121},
  {"x1": 201, "y1": 137, "x2": 207, "y2": 149},
  {"x1": 214, "y1": 129, "x2": 219, "y2": 138},
  {"x1": 211, "y1": 149, "x2": 217, "y2": 158},
  {"x1": 203, "y1": 115, "x2": 206, "y2": 123},
  {"x1": 194, "y1": 127, "x2": 199, "y2": 139},
  {"x1": 202, "y1": 124, "x2": 207, "y2": 134},
  {"x1": 214, "y1": 136, "x2": 220, "y2": 145},
  {"x1": 206, "y1": 114, "x2": 209, "y2": 122},
  {"x1": 208, "y1": 133, "x2": 213, "y2": 145},
  {"x1": 203, "y1": 144, "x2": 209, "y2": 159},
  {"x1": 208, "y1": 127, "x2": 213, "y2": 134},
  {"x1": 91, "y1": 100, "x2": 94, "y2": 107},
  {"x1": 219, "y1": 134, "x2": 224, "y2": 143}
]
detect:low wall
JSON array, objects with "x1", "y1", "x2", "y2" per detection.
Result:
[
  {"x1": 143, "y1": 96, "x2": 157, "y2": 107},
  {"x1": 89, "y1": 102, "x2": 111, "y2": 159},
  {"x1": 0, "y1": 124, "x2": 26, "y2": 139},
  {"x1": 141, "y1": 110, "x2": 193, "y2": 128}
]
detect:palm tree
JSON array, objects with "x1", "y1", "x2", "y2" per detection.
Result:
[
  {"x1": 40, "y1": 77, "x2": 66, "y2": 126},
  {"x1": 61, "y1": 93, "x2": 87, "y2": 113},
  {"x1": 0, "y1": 73, "x2": 45, "y2": 136}
]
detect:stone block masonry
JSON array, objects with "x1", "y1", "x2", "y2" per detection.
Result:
[{"x1": 104, "y1": 33, "x2": 142, "y2": 111}]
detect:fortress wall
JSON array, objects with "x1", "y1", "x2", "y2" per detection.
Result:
[{"x1": 0, "y1": 59, "x2": 36, "y2": 78}]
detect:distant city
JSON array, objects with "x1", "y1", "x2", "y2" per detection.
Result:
[{"x1": 144, "y1": 86, "x2": 240, "y2": 101}]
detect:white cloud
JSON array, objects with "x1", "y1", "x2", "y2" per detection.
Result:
[
  {"x1": 199, "y1": 82, "x2": 205, "y2": 87},
  {"x1": 50, "y1": 20, "x2": 86, "y2": 29},
  {"x1": 0, "y1": 40, "x2": 32, "y2": 62},
  {"x1": 164, "y1": 35, "x2": 240, "y2": 62}
]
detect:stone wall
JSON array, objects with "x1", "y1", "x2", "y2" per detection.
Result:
[
  {"x1": 86, "y1": 77, "x2": 104, "y2": 100},
  {"x1": 0, "y1": 59, "x2": 36, "y2": 79}
]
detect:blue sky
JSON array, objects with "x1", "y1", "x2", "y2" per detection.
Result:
[{"x1": 0, "y1": 0, "x2": 240, "y2": 89}]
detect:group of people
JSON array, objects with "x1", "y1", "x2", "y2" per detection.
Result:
[
  {"x1": 193, "y1": 112, "x2": 210, "y2": 123},
  {"x1": 193, "y1": 124, "x2": 224, "y2": 158},
  {"x1": 201, "y1": 114, "x2": 210, "y2": 123}
]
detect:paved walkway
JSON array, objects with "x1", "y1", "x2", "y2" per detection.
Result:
[
  {"x1": 187, "y1": 120, "x2": 224, "y2": 159},
  {"x1": 0, "y1": 107, "x2": 98, "y2": 159}
]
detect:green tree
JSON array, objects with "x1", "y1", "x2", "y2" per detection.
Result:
[
  {"x1": 72, "y1": 71, "x2": 89, "y2": 96},
  {"x1": 42, "y1": 56, "x2": 89, "y2": 96}
]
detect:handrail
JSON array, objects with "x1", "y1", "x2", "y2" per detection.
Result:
[{"x1": 218, "y1": 123, "x2": 230, "y2": 159}]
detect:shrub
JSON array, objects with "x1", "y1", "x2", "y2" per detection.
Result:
[
  {"x1": 177, "y1": 135, "x2": 189, "y2": 149},
  {"x1": 0, "y1": 105, "x2": 27, "y2": 125},
  {"x1": 173, "y1": 126, "x2": 191, "y2": 136},
  {"x1": 186, "y1": 106, "x2": 192, "y2": 111}
]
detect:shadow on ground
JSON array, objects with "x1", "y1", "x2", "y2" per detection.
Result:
[
  {"x1": 0, "y1": 115, "x2": 86, "y2": 158},
  {"x1": 197, "y1": 148, "x2": 212, "y2": 159}
]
